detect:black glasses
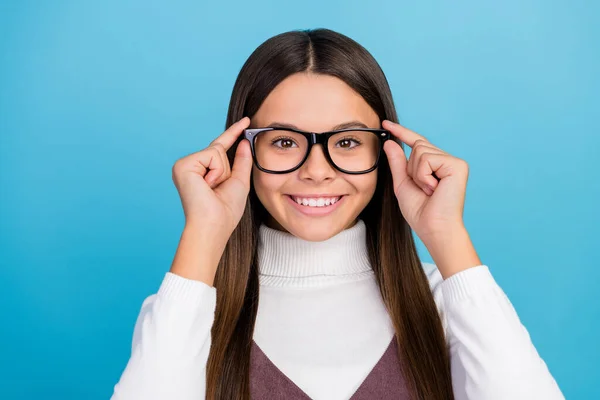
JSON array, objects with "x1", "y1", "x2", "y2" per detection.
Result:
[{"x1": 243, "y1": 127, "x2": 391, "y2": 174}]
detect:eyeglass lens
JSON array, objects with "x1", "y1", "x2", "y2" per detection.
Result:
[{"x1": 253, "y1": 129, "x2": 379, "y2": 172}]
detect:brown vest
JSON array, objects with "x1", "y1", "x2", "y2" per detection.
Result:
[{"x1": 249, "y1": 336, "x2": 410, "y2": 399}]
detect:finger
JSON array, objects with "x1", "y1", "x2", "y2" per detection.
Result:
[
  {"x1": 201, "y1": 146, "x2": 227, "y2": 186},
  {"x1": 205, "y1": 143, "x2": 231, "y2": 188},
  {"x1": 382, "y1": 120, "x2": 429, "y2": 148},
  {"x1": 415, "y1": 152, "x2": 445, "y2": 195},
  {"x1": 423, "y1": 153, "x2": 468, "y2": 181},
  {"x1": 416, "y1": 153, "x2": 468, "y2": 194},
  {"x1": 382, "y1": 139, "x2": 422, "y2": 200},
  {"x1": 209, "y1": 116, "x2": 251, "y2": 151},
  {"x1": 220, "y1": 139, "x2": 253, "y2": 194},
  {"x1": 407, "y1": 141, "x2": 444, "y2": 183}
]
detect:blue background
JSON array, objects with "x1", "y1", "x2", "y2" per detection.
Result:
[{"x1": 1, "y1": 0, "x2": 597, "y2": 398}]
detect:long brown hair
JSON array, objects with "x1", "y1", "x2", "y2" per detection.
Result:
[{"x1": 207, "y1": 28, "x2": 454, "y2": 400}]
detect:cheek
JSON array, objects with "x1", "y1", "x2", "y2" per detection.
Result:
[
  {"x1": 252, "y1": 169, "x2": 286, "y2": 206},
  {"x1": 351, "y1": 174, "x2": 378, "y2": 200},
  {"x1": 344, "y1": 175, "x2": 378, "y2": 214}
]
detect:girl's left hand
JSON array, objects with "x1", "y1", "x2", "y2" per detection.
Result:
[{"x1": 381, "y1": 120, "x2": 469, "y2": 242}]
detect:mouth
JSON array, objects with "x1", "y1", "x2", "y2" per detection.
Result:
[
  {"x1": 285, "y1": 194, "x2": 346, "y2": 216},
  {"x1": 287, "y1": 194, "x2": 345, "y2": 206}
]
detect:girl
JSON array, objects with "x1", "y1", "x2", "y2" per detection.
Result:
[{"x1": 111, "y1": 29, "x2": 564, "y2": 400}]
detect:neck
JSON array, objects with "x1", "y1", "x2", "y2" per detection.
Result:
[{"x1": 257, "y1": 219, "x2": 374, "y2": 288}]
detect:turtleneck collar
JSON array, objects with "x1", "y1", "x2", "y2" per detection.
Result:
[{"x1": 257, "y1": 219, "x2": 374, "y2": 288}]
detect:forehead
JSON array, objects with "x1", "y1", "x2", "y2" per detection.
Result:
[{"x1": 251, "y1": 73, "x2": 380, "y2": 131}]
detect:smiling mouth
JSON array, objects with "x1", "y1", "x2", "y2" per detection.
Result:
[{"x1": 286, "y1": 195, "x2": 345, "y2": 207}]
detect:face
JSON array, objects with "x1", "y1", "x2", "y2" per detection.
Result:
[{"x1": 250, "y1": 72, "x2": 381, "y2": 242}]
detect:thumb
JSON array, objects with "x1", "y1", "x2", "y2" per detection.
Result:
[
  {"x1": 223, "y1": 139, "x2": 253, "y2": 193},
  {"x1": 383, "y1": 140, "x2": 420, "y2": 198}
]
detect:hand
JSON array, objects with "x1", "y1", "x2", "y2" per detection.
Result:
[
  {"x1": 382, "y1": 119, "x2": 469, "y2": 241},
  {"x1": 171, "y1": 116, "x2": 253, "y2": 236}
]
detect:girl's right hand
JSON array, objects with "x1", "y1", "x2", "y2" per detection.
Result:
[{"x1": 171, "y1": 116, "x2": 253, "y2": 235}]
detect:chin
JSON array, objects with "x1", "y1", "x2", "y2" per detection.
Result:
[
  {"x1": 293, "y1": 227, "x2": 337, "y2": 242},
  {"x1": 278, "y1": 216, "x2": 348, "y2": 242}
]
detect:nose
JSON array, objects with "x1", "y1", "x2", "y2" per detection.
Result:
[{"x1": 297, "y1": 143, "x2": 336, "y2": 182}]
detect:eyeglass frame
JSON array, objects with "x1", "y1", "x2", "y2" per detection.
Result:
[{"x1": 243, "y1": 127, "x2": 392, "y2": 175}]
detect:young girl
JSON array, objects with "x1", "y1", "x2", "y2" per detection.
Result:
[{"x1": 110, "y1": 29, "x2": 564, "y2": 400}]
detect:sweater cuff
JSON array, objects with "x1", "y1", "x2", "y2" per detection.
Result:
[
  {"x1": 441, "y1": 265, "x2": 498, "y2": 306},
  {"x1": 157, "y1": 272, "x2": 217, "y2": 306}
]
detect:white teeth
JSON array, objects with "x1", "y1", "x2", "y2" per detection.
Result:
[{"x1": 292, "y1": 196, "x2": 341, "y2": 207}]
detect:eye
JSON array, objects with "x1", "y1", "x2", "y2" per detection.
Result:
[
  {"x1": 271, "y1": 136, "x2": 298, "y2": 149},
  {"x1": 335, "y1": 137, "x2": 362, "y2": 149}
]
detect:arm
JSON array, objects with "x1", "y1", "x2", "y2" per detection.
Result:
[
  {"x1": 425, "y1": 263, "x2": 565, "y2": 399},
  {"x1": 382, "y1": 118, "x2": 563, "y2": 398},
  {"x1": 111, "y1": 225, "x2": 225, "y2": 400},
  {"x1": 110, "y1": 273, "x2": 217, "y2": 400}
]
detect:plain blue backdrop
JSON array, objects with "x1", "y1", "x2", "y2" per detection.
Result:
[{"x1": 1, "y1": 0, "x2": 598, "y2": 399}]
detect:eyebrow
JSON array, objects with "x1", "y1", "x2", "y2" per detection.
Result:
[{"x1": 265, "y1": 120, "x2": 370, "y2": 131}]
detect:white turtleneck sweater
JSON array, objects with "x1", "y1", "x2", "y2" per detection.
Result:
[{"x1": 110, "y1": 219, "x2": 564, "y2": 400}]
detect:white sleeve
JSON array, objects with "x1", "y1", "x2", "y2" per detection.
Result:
[
  {"x1": 110, "y1": 272, "x2": 217, "y2": 400},
  {"x1": 424, "y1": 263, "x2": 565, "y2": 400}
]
